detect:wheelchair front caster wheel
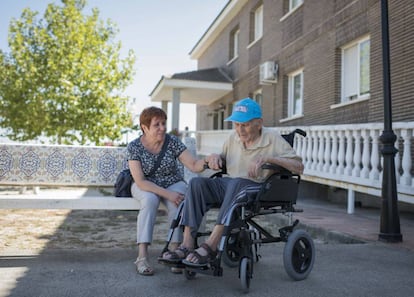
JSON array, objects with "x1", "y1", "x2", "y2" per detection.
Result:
[
  {"x1": 283, "y1": 229, "x2": 315, "y2": 281},
  {"x1": 239, "y1": 257, "x2": 252, "y2": 292},
  {"x1": 222, "y1": 232, "x2": 241, "y2": 268},
  {"x1": 184, "y1": 269, "x2": 196, "y2": 280}
]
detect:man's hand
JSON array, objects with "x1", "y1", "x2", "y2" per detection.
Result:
[
  {"x1": 205, "y1": 153, "x2": 222, "y2": 170},
  {"x1": 248, "y1": 155, "x2": 267, "y2": 178}
]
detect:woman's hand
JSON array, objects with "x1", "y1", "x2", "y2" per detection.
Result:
[
  {"x1": 168, "y1": 191, "x2": 185, "y2": 206},
  {"x1": 205, "y1": 153, "x2": 222, "y2": 170}
]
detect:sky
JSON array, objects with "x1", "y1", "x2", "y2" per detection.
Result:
[{"x1": 0, "y1": 0, "x2": 227, "y2": 131}]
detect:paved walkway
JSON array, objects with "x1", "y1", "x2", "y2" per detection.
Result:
[{"x1": 292, "y1": 196, "x2": 414, "y2": 252}]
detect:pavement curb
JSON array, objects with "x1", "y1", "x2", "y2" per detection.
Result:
[{"x1": 270, "y1": 216, "x2": 366, "y2": 244}]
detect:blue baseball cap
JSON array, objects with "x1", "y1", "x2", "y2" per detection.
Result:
[{"x1": 224, "y1": 98, "x2": 262, "y2": 123}]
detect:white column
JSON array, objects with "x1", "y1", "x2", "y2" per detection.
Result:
[
  {"x1": 323, "y1": 130, "x2": 331, "y2": 173},
  {"x1": 401, "y1": 129, "x2": 412, "y2": 186},
  {"x1": 369, "y1": 129, "x2": 380, "y2": 180},
  {"x1": 301, "y1": 133, "x2": 308, "y2": 168},
  {"x1": 306, "y1": 131, "x2": 313, "y2": 171},
  {"x1": 337, "y1": 130, "x2": 345, "y2": 175},
  {"x1": 172, "y1": 88, "x2": 181, "y2": 131},
  {"x1": 394, "y1": 130, "x2": 401, "y2": 184},
  {"x1": 347, "y1": 189, "x2": 355, "y2": 214},
  {"x1": 317, "y1": 130, "x2": 325, "y2": 171},
  {"x1": 329, "y1": 130, "x2": 338, "y2": 174},
  {"x1": 352, "y1": 130, "x2": 361, "y2": 177},
  {"x1": 345, "y1": 130, "x2": 353, "y2": 176},
  {"x1": 312, "y1": 131, "x2": 319, "y2": 171},
  {"x1": 360, "y1": 129, "x2": 370, "y2": 178}
]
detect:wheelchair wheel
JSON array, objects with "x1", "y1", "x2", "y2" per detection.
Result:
[
  {"x1": 223, "y1": 227, "x2": 260, "y2": 268},
  {"x1": 239, "y1": 257, "x2": 252, "y2": 293},
  {"x1": 222, "y1": 231, "x2": 241, "y2": 268},
  {"x1": 283, "y1": 229, "x2": 315, "y2": 281}
]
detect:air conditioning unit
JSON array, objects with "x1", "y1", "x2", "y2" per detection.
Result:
[{"x1": 259, "y1": 61, "x2": 278, "y2": 85}]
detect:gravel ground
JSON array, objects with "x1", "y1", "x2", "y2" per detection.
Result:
[
  {"x1": 0, "y1": 207, "x2": 237, "y2": 253},
  {"x1": 0, "y1": 186, "x2": 319, "y2": 254},
  {"x1": 0, "y1": 186, "x2": 226, "y2": 253},
  {"x1": 1, "y1": 208, "x2": 142, "y2": 252}
]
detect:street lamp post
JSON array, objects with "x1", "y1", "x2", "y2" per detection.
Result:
[{"x1": 378, "y1": 0, "x2": 402, "y2": 242}]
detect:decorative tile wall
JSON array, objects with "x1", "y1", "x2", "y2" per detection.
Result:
[
  {"x1": 0, "y1": 144, "x2": 128, "y2": 186},
  {"x1": 0, "y1": 138, "x2": 198, "y2": 186}
]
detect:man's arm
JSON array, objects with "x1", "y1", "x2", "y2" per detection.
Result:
[{"x1": 264, "y1": 156, "x2": 304, "y2": 174}]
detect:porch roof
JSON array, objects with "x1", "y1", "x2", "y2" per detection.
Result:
[{"x1": 149, "y1": 68, "x2": 233, "y2": 105}]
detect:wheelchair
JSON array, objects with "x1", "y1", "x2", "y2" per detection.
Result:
[{"x1": 159, "y1": 129, "x2": 315, "y2": 292}]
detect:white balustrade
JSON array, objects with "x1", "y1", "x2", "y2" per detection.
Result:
[{"x1": 195, "y1": 122, "x2": 414, "y2": 207}]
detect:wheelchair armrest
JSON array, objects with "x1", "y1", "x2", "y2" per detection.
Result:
[{"x1": 261, "y1": 163, "x2": 291, "y2": 174}]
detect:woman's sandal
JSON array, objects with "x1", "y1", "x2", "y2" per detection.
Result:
[
  {"x1": 134, "y1": 257, "x2": 154, "y2": 276},
  {"x1": 182, "y1": 243, "x2": 217, "y2": 268},
  {"x1": 159, "y1": 246, "x2": 190, "y2": 264}
]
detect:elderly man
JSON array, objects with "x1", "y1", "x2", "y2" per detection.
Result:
[{"x1": 162, "y1": 97, "x2": 304, "y2": 267}]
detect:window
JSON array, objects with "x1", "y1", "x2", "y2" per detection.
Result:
[
  {"x1": 229, "y1": 28, "x2": 239, "y2": 61},
  {"x1": 250, "y1": 4, "x2": 263, "y2": 44},
  {"x1": 253, "y1": 89, "x2": 263, "y2": 107},
  {"x1": 254, "y1": 5, "x2": 263, "y2": 41},
  {"x1": 288, "y1": 69, "x2": 303, "y2": 117},
  {"x1": 341, "y1": 36, "x2": 370, "y2": 102},
  {"x1": 289, "y1": 0, "x2": 304, "y2": 12},
  {"x1": 281, "y1": 0, "x2": 304, "y2": 20}
]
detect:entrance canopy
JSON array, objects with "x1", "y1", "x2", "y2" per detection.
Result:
[{"x1": 150, "y1": 68, "x2": 233, "y2": 106}]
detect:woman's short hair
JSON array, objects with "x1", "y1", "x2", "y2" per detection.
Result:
[{"x1": 140, "y1": 106, "x2": 167, "y2": 130}]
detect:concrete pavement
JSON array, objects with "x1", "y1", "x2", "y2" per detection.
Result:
[
  {"x1": 1, "y1": 243, "x2": 413, "y2": 297},
  {"x1": 0, "y1": 187, "x2": 413, "y2": 296}
]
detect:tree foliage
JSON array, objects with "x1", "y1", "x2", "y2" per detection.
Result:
[{"x1": 0, "y1": 0, "x2": 136, "y2": 145}]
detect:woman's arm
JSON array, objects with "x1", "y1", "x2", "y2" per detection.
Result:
[
  {"x1": 128, "y1": 160, "x2": 184, "y2": 205},
  {"x1": 178, "y1": 149, "x2": 206, "y2": 173}
]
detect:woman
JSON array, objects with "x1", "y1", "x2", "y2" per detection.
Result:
[{"x1": 127, "y1": 106, "x2": 206, "y2": 276}]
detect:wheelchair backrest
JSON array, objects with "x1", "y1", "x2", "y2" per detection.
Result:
[
  {"x1": 281, "y1": 128, "x2": 306, "y2": 147},
  {"x1": 257, "y1": 172, "x2": 300, "y2": 204},
  {"x1": 256, "y1": 129, "x2": 305, "y2": 206}
]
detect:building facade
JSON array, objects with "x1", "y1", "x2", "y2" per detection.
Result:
[
  {"x1": 152, "y1": 0, "x2": 413, "y2": 132},
  {"x1": 150, "y1": 0, "x2": 414, "y2": 210}
]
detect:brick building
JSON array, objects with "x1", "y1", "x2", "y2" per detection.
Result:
[{"x1": 150, "y1": 0, "x2": 414, "y2": 132}]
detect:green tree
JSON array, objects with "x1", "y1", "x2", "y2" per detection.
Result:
[{"x1": 0, "y1": 0, "x2": 136, "y2": 145}]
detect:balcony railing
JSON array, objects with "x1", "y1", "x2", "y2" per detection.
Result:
[{"x1": 193, "y1": 122, "x2": 414, "y2": 213}]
